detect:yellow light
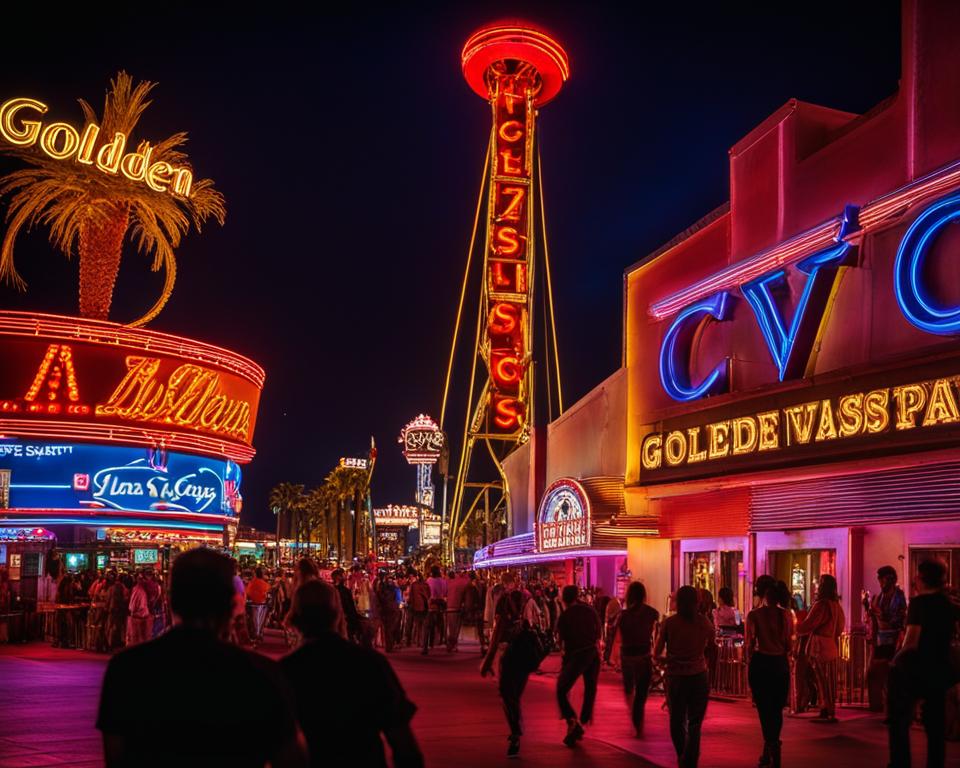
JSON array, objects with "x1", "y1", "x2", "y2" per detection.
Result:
[
  {"x1": 0, "y1": 98, "x2": 46, "y2": 146},
  {"x1": 893, "y1": 384, "x2": 926, "y2": 430},
  {"x1": 815, "y1": 399, "x2": 838, "y2": 441},
  {"x1": 922, "y1": 378, "x2": 960, "y2": 427},
  {"x1": 687, "y1": 427, "x2": 707, "y2": 463},
  {"x1": 757, "y1": 411, "x2": 780, "y2": 451},
  {"x1": 863, "y1": 389, "x2": 890, "y2": 433},
  {"x1": 664, "y1": 430, "x2": 686, "y2": 466},
  {"x1": 707, "y1": 420, "x2": 731, "y2": 459},
  {"x1": 732, "y1": 416, "x2": 758, "y2": 455},
  {"x1": 38, "y1": 122, "x2": 80, "y2": 160},
  {"x1": 837, "y1": 393, "x2": 864, "y2": 437},
  {"x1": 641, "y1": 434, "x2": 662, "y2": 470},
  {"x1": 784, "y1": 402, "x2": 817, "y2": 445}
]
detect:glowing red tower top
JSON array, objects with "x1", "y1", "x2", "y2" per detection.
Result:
[{"x1": 461, "y1": 22, "x2": 570, "y2": 106}]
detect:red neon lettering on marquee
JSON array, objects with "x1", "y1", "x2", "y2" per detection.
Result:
[
  {"x1": 490, "y1": 262, "x2": 512, "y2": 289},
  {"x1": 488, "y1": 303, "x2": 519, "y2": 335},
  {"x1": 492, "y1": 354, "x2": 522, "y2": 388},
  {"x1": 494, "y1": 226, "x2": 523, "y2": 256},
  {"x1": 497, "y1": 185, "x2": 525, "y2": 222},
  {"x1": 498, "y1": 120, "x2": 524, "y2": 142},
  {"x1": 493, "y1": 397, "x2": 522, "y2": 429},
  {"x1": 501, "y1": 91, "x2": 522, "y2": 115},
  {"x1": 24, "y1": 344, "x2": 81, "y2": 403},
  {"x1": 499, "y1": 150, "x2": 523, "y2": 176}
]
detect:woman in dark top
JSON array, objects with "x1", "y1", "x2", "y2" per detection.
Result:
[
  {"x1": 887, "y1": 559, "x2": 960, "y2": 768},
  {"x1": 655, "y1": 585, "x2": 714, "y2": 768},
  {"x1": 617, "y1": 581, "x2": 659, "y2": 737},
  {"x1": 745, "y1": 576, "x2": 793, "y2": 768}
]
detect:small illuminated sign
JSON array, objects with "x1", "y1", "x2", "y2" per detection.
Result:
[
  {"x1": 536, "y1": 479, "x2": 590, "y2": 552},
  {"x1": 399, "y1": 415, "x2": 443, "y2": 465},
  {"x1": 339, "y1": 457, "x2": 369, "y2": 470}
]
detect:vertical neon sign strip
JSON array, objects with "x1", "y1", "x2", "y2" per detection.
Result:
[{"x1": 484, "y1": 70, "x2": 537, "y2": 432}]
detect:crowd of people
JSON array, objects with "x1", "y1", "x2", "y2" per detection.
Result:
[{"x1": 14, "y1": 548, "x2": 958, "y2": 767}]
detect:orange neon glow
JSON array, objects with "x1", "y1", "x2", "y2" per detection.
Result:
[
  {"x1": 494, "y1": 226, "x2": 522, "y2": 256},
  {"x1": 492, "y1": 354, "x2": 522, "y2": 388},
  {"x1": 490, "y1": 262, "x2": 512, "y2": 289},
  {"x1": 493, "y1": 396, "x2": 522, "y2": 429},
  {"x1": 499, "y1": 150, "x2": 523, "y2": 176},
  {"x1": 497, "y1": 185, "x2": 525, "y2": 222},
  {"x1": 498, "y1": 120, "x2": 524, "y2": 142},
  {"x1": 488, "y1": 303, "x2": 519, "y2": 335},
  {"x1": 24, "y1": 344, "x2": 81, "y2": 403}
]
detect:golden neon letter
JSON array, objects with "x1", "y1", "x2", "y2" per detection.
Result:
[
  {"x1": 76, "y1": 123, "x2": 100, "y2": 165},
  {"x1": 96, "y1": 132, "x2": 127, "y2": 175},
  {"x1": 664, "y1": 431, "x2": 686, "y2": 466},
  {"x1": 120, "y1": 141, "x2": 153, "y2": 182},
  {"x1": 922, "y1": 378, "x2": 960, "y2": 427},
  {"x1": 687, "y1": 428, "x2": 707, "y2": 463},
  {"x1": 145, "y1": 161, "x2": 173, "y2": 193},
  {"x1": 893, "y1": 384, "x2": 927, "y2": 430},
  {"x1": 815, "y1": 399, "x2": 838, "y2": 441},
  {"x1": 498, "y1": 185, "x2": 526, "y2": 222},
  {"x1": 837, "y1": 393, "x2": 865, "y2": 437},
  {"x1": 172, "y1": 168, "x2": 193, "y2": 197},
  {"x1": 707, "y1": 421, "x2": 731, "y2": 460},
  {"x1": 38, "y1": 123, "x2": 80, "y2": 160},
  {"x1": 783, "y1": 401, "x2": 818, "y2": 445},
  {"x1": 499, "y1": 150, "x2": 523, "y2": 176},
  {"x1": 863, "y1": 389, "x2": 890, "y2": 434},
  {"x1": 641, "y1": 434, "x2": 662, "y2": 470},
  {"x1": 495, "y1": 226, "x2": 522, "y2": 256},
  {"x1": 732, "y1": 416, "x2": 758, "y2": 456},
  {"x1": 488, "y1": 303, "x2": 519, "y2": 335},
  {"x1": 757, "y1": 411, "x2": 780, "y2": 451},
  {"x1": 0, "y1": 98, "x2": 47, "y2": 146},
  {"x1": 498, "y1": 120, "x2": 524, "y2": 143}
]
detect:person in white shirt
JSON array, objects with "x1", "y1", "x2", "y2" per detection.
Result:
[{"x1": 127, "y1": 574, "x2": 152, "y2": 646}]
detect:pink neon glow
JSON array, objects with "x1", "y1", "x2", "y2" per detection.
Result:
[
  {"x1": 0, "y1": 311, "x2": 264, "y2": 387},
  {"x1": 648, "y1": 156, "x2": 960, "y2": 320},
  {"x1": 0, "y1": 507, "x2": 235, "y2": 526},
  {"x1": 473, "y1": 547, "x2": 626, "y2": 568},
  {"x1": 0, "y1": 418, "x2": 256, "y2": 463}
]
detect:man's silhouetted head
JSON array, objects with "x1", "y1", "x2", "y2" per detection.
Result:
[{"x1": 169, "y1": 548, "x2": 235, "y2": 631}]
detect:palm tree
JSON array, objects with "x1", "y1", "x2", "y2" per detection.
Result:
[
  {"x1": 302, "y1": 486, "x2": 330, "y2": 557},
  {"x1": 0, "y1": 71, "x2": 224, "y2": 326},
  {"x1": 341, "y1": 466, "x2": 371, "y2": 559},
  {"x1": 325, "y1": 468, "x2": 351, "y2": 563},
  {"x1": 269, "y1": 482, "x2": 304, "y2": 556}
]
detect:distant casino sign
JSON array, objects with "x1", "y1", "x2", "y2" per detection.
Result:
[
  {"x1": 0, "y1": 439, "x2": 241, "y2": 519},
  {"x1": 536, "y1": 478, "x2": 590, "y2": 552},
  {"x1": 0, "y1": 312, "x2": 264, "y2": 462}
]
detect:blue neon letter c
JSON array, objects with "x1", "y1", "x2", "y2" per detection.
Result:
[
  {"x1": 894, "y1": 192, "x2": 960, "y2": 335},
  {"x1": 659, "y1": 292, "x2": 731, "y2": 402}
]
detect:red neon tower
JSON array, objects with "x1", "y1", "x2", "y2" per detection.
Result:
[{"x1": 443, "y1": 23, "x2": 569, "y2": 557}]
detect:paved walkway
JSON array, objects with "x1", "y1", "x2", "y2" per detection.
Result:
[{"x1": 1, "y1": 635, "x2": 959, "y2": 766}]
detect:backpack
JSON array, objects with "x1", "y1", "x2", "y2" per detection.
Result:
[{"x1": 506, "y1": 622, "x2": 549, "y2": 673}]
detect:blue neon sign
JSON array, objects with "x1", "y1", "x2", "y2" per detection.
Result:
[
  {"x1": 658, "y1": 292, "x2": 731, "y2": 402},
  {"x1": 0, "y1": 441, "x2": 241, "y2": 517},
  {"x1": 742, "y1": 205, "x2": 858, "y2": 381},
  {"x1": 894, "y1": 191, "x2": 960, "y2": 335}
]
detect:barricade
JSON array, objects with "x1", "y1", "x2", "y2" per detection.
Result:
[{"x1": 713, "y1": 635, "x2": 748, "y2": 697}]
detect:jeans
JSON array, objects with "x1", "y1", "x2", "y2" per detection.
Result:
[
  {"x1": 666, "y1": 672, "x2": 709, "y2": 768},
  {"x1": 888, "y1": 659, "x2": 947, "y2": 768},
  {"x1": 446, "y1": 610, "x2": 462, "y2": 650},
  {"x1": 621, "y1": 654, "x2": 653, "y2": 731},
  {"x1": 868, "y1": 643, "x2": 896, "y2": 712},
  {"x1": 556, "y1": 648, "x2": 601, "y2": 724},
  {"x1": 748, "y1": 653, "x2": 789, "y2": 745},
  {"x1": 499, "y1": 655, "x2": 532, "y2": 738}
]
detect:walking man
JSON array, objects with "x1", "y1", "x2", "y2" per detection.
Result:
[{"x1": 555, "y1": 584, "x2": 601, "y2": 747}]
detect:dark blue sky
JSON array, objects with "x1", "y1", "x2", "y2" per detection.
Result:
[{"x1": 0, "y1": 3, "x2": 902, "y2": 531}]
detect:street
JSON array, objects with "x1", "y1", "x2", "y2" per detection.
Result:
[{"x1": 1, "y1": 635, "x2": 958, "y2": 767}]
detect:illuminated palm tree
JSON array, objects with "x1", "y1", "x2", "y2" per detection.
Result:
[
  {"x1": 303, "y1": 486, "x2": 331, "y2": 557},
  {"x1": 0, "y1": 71, "x2": 224, "y2": 326},
  {"x1": 269, "y1": 482, "x2": 305, "y2": 555}
]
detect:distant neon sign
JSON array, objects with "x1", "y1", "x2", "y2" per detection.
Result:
[{"x1": 536, "y1": 479, "x2": 590, "y2": 552}]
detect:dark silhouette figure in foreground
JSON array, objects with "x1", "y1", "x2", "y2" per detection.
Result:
[
  {"x1": 282, "y1": 579, "x2": 424, "y2": 768},
  {"x1": 97, "y1": 549, "x2": 307, "y2": 767}
]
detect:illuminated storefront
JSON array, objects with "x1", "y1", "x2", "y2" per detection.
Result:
[
  {"x1": 0, "y1": 311, "x2": 263, "y2": 575},
  {"x1": 372, "y1": 504, "x2": 441, "y2": 562},
  {"x1": 623, "y1": 3, "x2": 960, "y2": 621}
]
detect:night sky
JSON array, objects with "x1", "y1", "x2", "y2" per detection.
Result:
[{"x1": 0, "y1": 3, "x2": 902, "y2": 532}]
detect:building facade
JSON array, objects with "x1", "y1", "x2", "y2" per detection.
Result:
[{"x1": 624, "y1": 1, "x2": 960, "y2": 623}]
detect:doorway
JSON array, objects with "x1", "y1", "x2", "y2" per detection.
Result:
[{"x1": 768, "y1": 548, "x2": 836, "y2": 610}]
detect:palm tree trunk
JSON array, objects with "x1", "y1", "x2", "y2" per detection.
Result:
[
  {"x1": 353, "y1": 489, "x2": 364, "y2": 559},
  {"x1": 337, "y1": 501, "x2": 343, "y2": 563},
  {"x1": 78, "y1": 205, "x2": 129, "y2": 320}
]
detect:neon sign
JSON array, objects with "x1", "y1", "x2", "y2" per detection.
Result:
[
  {"x1": 0, "y1": 440, "x2": 240, "y2": 517},
  {"x1": 398, "y1": 414, "x2": 443, "y2": 464},
  {"x1": 0, "y1": 98, "x2": 193, "y2": 197},
  {"x1": 657, "y1": 192, "x2": 960, "y2": 401},
  {"x1": 642, "y1": 372, "x2": 960, "y2": 473},
  {"x1": 481, "y1": 62, "x2": 537, "y2": 433},
  {"x1": 536, "y1": 479, "x2": 590, "y2": 552}
]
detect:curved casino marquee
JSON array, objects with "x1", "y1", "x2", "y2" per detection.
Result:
[
  {"x1": 0, "y1": 311, "x2": 264, "y2": 463},
  {"x1": 0, "y1": 439, "x2": 242, "y2": 534}
]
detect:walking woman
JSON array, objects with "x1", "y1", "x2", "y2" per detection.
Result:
[
  {"x1": 655, "y1": 585, "x2": 714, "y2": 768},
  {"x1": 481, "y1": 589, "x2": 535, "y2": 758},
  {"x1": 745, "y1": 576, "x2": 793, "y2": 768},
  {"x1": 617, "y1": 581, "x2": 659, "y2": 737},
  {"x1": 796, "y1": 573, "x2": 845, "y2": 723}
]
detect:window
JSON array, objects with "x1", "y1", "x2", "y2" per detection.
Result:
[
  {"x1": 908, "y1": 546, "x2": 960, "y2": 594},
  {"x1": 684, "y1": 549, "x2": 744, "y2": 608},
  {"x1": 768, "y1": 549, "x2": 836, "y2": 611}
]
